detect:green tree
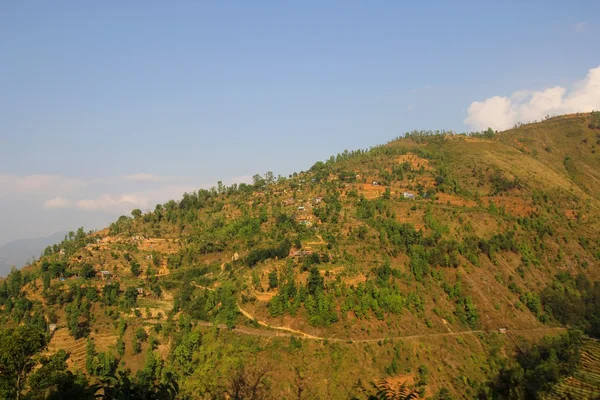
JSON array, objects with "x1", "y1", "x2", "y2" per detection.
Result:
[
  {"x1": 130, "y1": 260, "x2": 141, "y2": 277},
  {"x1": 268, "y1": 270, "x2": 279, "y2": 290},
  {"x1": 80, "y1": 263, "x2": 95, "y2": 279},
  {"x1": 307, "y1": 266, "x2": 324, "y2": 296},
  {"x1": 0, "y1": 325, "x2": 48, "y2": 399}
]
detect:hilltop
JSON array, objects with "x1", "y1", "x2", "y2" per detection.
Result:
[{"x1": 1, "y1": 112, "x2": 600, "y2": 399}]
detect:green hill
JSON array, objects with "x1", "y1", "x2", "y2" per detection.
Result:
[{"x1": 1, "y1": 112, "x2": 600, "y2": 399}]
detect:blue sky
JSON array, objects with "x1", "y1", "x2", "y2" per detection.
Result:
[{"x1": 1, "y1": 1, "x2": 599, "y2": 244}]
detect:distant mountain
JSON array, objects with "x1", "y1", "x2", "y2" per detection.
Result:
[{"x1": 0, "y1": 231, "x2": 68, "y2": 277}]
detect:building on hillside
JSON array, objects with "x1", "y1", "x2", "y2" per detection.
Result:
[
  {"x1": 100, "y1": 270, "x2": 112, "y2": 280},
  {"x1": 313, "y1": 197, "x2": 322, "y2": 204},
  {"x1": 290, "y1": 250, "x2": 313, "y2": 258},
  {"x1": 48, "y1": 324, "x2": 57, "y2": 334},
  {"x1": 372, "y1": 181, "x2": 379, "y2": 186},
  {"x1": 498, "y1": 328, "x2": 507, "y2": 334},
  {"x1": 136, "y1": 288, "x2": 144, "y2": 295},
  {"x1": 403, "y1": 192, "x2": 415, "y2": 199},
  {"x1": 298, "y1": 206, "x2": 305, "y2": 211}
]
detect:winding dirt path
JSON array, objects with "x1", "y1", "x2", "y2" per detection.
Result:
[
  {"x1": 237, "y1": 302, "x2": 322, "y2": 339},
  {"x1": 232, "y1": 302, "x2": 565, "y2": 343},
  {"x1": 188, "y1": 281, "x2": 566, "y2": 342}
]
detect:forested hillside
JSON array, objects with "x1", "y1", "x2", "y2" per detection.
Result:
[{"x1": 1, "y1": 112, "x2": 600, "y2": 399}]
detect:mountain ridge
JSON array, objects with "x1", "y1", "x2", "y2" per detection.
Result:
[{"x1": 2, "y1": 112, "x2": 600, "y2": 399}]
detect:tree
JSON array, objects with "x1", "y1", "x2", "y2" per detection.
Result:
[
  {"x1": 130, "y1": 260, "x2": 141, "y2": 277},
  {"x1": 268, "y1": 270, "x2": 279, "y2": 290},
  {"x1": 264, "y1": 171, "x2": 275, "y2": 185},
  {"x1": 483, "y1": 330, "x2": 583, "y2": 399},
  {"x1": 123, "y1": 287, "x2": 139, "y2": 308},
  {"x1": 131, "y1": 209, "x2": 142, "y2": 219},
  {"x1": 80, "y1": 263, "x2": 95, "y2": 279},
  {"x1": 0, "y1": 325, "x2": 48, "y2": 399},
  {"x1": 224, "y1": 364, "x2": 272, "y2": 400},
  {"x1": 173, "y1": 330, "x2": 202, "y2": 376},
  {"x1": 252, "y1": 174, "x2": 265, "y2": 187},
  {"x1": 307, "y1": 267, "x2": 324, "y2": 296}
]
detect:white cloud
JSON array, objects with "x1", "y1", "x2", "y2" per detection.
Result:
[
  {"x1": 465, "y1": 65, "x2": 600, "y2": 131},
  {"x1": 76, "y1": 194, "x2": 149, "y2": 213},
  {"x1": 72, "y1": 184, "x2": 201, "y2": 214},
  {"x1": 43, "y1": 197, "x2": 72, "y2": 209},
  {"x1": 122, "y1": 173, "x2": 165, "y2": 182},
  {"x1": 0, "y1": 174, "x2": 84, "y2": 193}
]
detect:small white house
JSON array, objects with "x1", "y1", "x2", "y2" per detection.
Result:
[
  {"x1": 298, "y1": 206, "x2": 305, "y2": 211},
  {"x1": 372, "y1": 181, "x2": 379, "y2": 186},
  {"x1": 403, "y1": 192, "x2": 415, "y2": 200},
  {"x1": 100, "y1": 270, "x2": 112, "y2": 280}
]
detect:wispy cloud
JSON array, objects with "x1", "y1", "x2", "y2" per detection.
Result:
[
  {"x1": 464, "y1": 65, "x2": 600, "y2": 130},
  {"x1": 43, "y1": 197, "x2": 72, "y2": 209},
  {"x1": 76, "y1": 194, "x2": 149, "y2": 213},
  {"x1": 122, "y1": 173, "x2": 171, "y2": 182},
  {"x1": 0, "y1": 174, "x2": 84, "y2": 193}
]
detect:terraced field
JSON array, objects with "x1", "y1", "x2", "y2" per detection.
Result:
[
  {"x1": 547, "y1": 339, "x2": 600, "y2": 400},
  {"x1": 48, "y1": 328, "x2": 118, "y2": 371}
]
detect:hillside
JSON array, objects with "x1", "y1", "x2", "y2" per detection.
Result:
[{"x1": 1, "y1": 112, "x2": 600, "y2": 399}]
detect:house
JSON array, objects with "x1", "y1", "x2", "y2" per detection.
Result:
[
  {"x1": 313, "y1": 197, "x2": 322, "y2": 204},
  {"x1": 100, "y1": 270, "x2": 112, "y2": 280},
  {"x1": 48, "y1": 324, "x2": 57, "y2": 334},
  {"x1": 298, "y1": 206, "x2": 305, "y2": 211},
  {"x1": 498, "y1": 328, "x2": 507, "y2": 334},
  {"x1": 403, "y1": 192, "x2": 415, "y2": 200},
  {"x1": 372, "y1": 181, "x2": 379, "y2": 186},
  {"x1": 232, "y1": 252, "x2": 240, "y2": 262},
  {"x1": 290, "y1": 250, "x2": 313, "y2": 257},
  {"x1": 136, "y1": 288, "x2": 144, "y2": 295}
]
